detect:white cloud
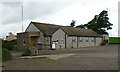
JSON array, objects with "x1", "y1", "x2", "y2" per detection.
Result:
[
  {"x1": 0, "y1": 0, "x2": 119, "y2": 38},
  {"x1": 2, "y1": 2, "x2": 22, "y2": 24},
  {"x1": 0, "y1": 23, "x2": 22, "y2": 39}
]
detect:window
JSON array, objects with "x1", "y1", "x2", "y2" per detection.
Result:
[
  {"x1": 91, "y1": 38, "x2": 94, "y2": 42},
  {"x1": 72, "y1": 37, "x2": 76, "y2": 43},
  {"x1": 23, "y1": 40, "x2": 25, "y2": 44},
  {"x1": 86, "y1": 38, "x2": 89, "y2": 42},
  {"x1": 79, "y1": 38, "x2": 83, "y2": 42},
  {"x1": 92, "y1": 39, "x2": 94, "y2": 42},
  {"x1": 56, "y1": 39, "x2": 59, "y2": 43},
  {"x1": 61, "y1": 38, "x2": 64, "y2": 43},
  {"x1": 23, "y1": 40, "x2": 25, "y2": 46}
]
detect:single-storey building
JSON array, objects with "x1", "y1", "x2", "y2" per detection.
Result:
[{"x1": 17, "y1": 22, "x2": 104, "y2": 51}]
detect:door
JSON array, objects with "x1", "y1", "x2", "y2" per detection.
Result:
[
  {"x1": 30, "y1": 36, "x2": 38, "y2": 48},
  {"x1": 94, "y1": 37, "x2": 96, "y2": 46},
  {"x1": 52, "y1": 42, "x2": 56, "y2": 50}
]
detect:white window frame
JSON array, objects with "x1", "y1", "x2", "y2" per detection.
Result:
[
  {"x1": 61, "y1": 38, "x2": 64, "y2": 44},
  {"x1": 79, "y1": 37, "x2": 83, "y2": 42},
  {"x1": 56, "y1": 39, "x2": 59, "y2": 43},
  {"x1": 72, "y1": 37, "x2": 76, "y2": 43},
  {"x1": 91, "y1": 38, "x2": 94, "y2": 42},
  {"x1": 86, "y1": 38, "x2": 89, "y2": 42}
]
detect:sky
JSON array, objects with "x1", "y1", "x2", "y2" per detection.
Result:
[{"x1": 0, "y1": 0, "x2": 119, "y2": 39}]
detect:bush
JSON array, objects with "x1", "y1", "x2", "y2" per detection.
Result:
[
  {"x1": 2, "y1": 48, "x2": 12, "y2": 61},
  {"x1": 2, "y1": 40, "x2": 17, "y2": 50},
  {"x1": 22, "y1": 48, "x2": 31, "y2": 56}
]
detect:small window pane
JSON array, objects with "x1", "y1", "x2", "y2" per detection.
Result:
[
  {"x1": 86, "y1": 38, "x2": 89, "y2": 42},
  {"x1": 92, "y1": 39, "x2": 94, "y2": 42},
  {"x1": 72, "y1": 37, "x2": 76, "y2": 43},
  {"x1": 56, "y1": 39, "x2": 59, "y2": 43},
  {"x1": 79, "y1": 38, "x2": 83, "y2": 42},
  {"x1": 61, "y1": 38, "x2": 64, "y2": 43}
]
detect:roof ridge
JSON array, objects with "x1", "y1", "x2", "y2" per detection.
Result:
[{"x1": 31, "y1": 21, "x2": 62, "y2": 26}]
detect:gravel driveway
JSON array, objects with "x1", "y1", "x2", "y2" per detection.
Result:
[{"x1": 2, "y1": 44, "x2": 118, "y2": 70}]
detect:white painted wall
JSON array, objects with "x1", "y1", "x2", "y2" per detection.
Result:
[
  {"x1": 78, "y1": 37, "x2": 102, "y2": 48},
  {"x1": 78, "y1": 37, "x2": 84, "y2": 48},
  {"x1": 67, "y1": 36, "x2": 100, "y2": 48},
  {"x1": 72, "y1": 37, "x2": 77, "y2": 48},
  {"x1": 82, "y1": 37, "x2": 87, "y2": 47},
  {"x1": 95, "y1": 37, "x2": 102, "y2": 46},
  {"x1": 26, "y1": 23, "x2": 39, "y2": 32},
  {"x1": 87, "y1": 37, "x2": 95, "y2": 47},
  {"x1": 66, "y1": 36, "x2": 77, "y2": 48},
  {"x1": 89, "y1": 37, "x2": 95, "y2": 47},
  {"x1": 52, "y1": 28, "x2": 65, "y2": 49},
  {"x1": 66, "y1": 36, "x2": 72, "y2": 48},
  {"x1": 85, "y1": 37, "x2": 89, "y2": 47}
]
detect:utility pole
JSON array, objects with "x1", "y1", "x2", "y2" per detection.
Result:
[
  {"x1": 21, "y1": 6, "x2": 23, "y2": 33},
  {"x1": 21, "y1": 5, "x2": 25, "y2": 49}
]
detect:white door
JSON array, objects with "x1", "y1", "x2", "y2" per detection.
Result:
[{"x1": 52, "y1": 42, "x2": 56, "y2": 49}]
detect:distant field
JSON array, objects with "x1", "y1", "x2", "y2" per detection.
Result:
[{"x1": 109, "y1": 37, "x2": 120, "y2": 44}]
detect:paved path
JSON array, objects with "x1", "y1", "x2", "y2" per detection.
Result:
[
  {"x1": 2, "y1": 44, "x2": 118, "y2": 70},
  {"x1": 19, "y1": 53, "x2": 76, "y2": 60}
]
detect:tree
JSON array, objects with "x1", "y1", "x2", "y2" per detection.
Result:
[
  {"x1": 76, "y1": 10, "x2": 113, "y2": 35},
  {"x1": 96, "y1": 10, "x2": 113, "y2": 34},
  {"x1": 2, "y1": 39, "x2": 17, "y2": 50},
  {"x1": 70, "y1": 20, "x2": 76, "y2": 27}
]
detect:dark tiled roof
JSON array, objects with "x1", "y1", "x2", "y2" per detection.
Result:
[
  {"x1": 31, "y1": 22, "x2": 101, "y2": 37},
  {"x1": 31, "y1": 22, "x2": 61, "y2": 36},
  {"x1": 61, "y1": 26, "x2": 101, "y2": 37}
]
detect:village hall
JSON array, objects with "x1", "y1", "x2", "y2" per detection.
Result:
[{"x1": 17, "y1": 21, "x2": 109, "y2": 53}]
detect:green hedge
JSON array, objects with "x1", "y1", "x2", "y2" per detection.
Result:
[
  {"x1": 109, "y1": 37, "x2": 120, "y2": 44},
  {"x1": 2, "y1": 48, "x2": 12, "y2": 61}
]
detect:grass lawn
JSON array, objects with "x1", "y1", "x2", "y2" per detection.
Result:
[
  {"x1": 39, "y1": 58, "x2": 63, "y2": 64},
  {"x1": 109, "y1": 37, "x2": 120, "y2": 44},
  {"x1": 40, "y1": 58, "x2": 56, "y2": 62}
]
